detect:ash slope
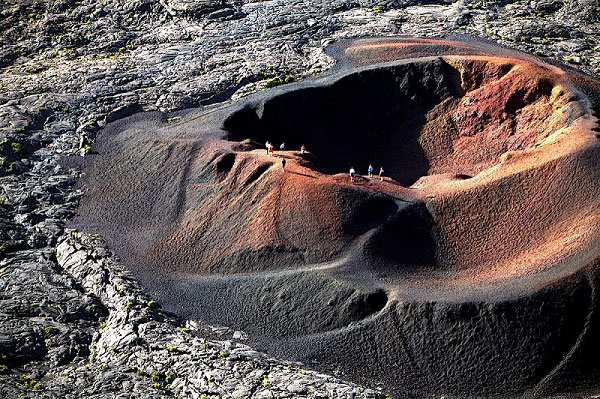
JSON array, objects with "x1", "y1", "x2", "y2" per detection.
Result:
[{"x1": 71, "y1": 38, "x2": 600, "y2": 398}]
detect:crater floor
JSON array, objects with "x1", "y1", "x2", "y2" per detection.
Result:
[{"x1": 72, "y1": 38, "x2": 600, "y2": 398}]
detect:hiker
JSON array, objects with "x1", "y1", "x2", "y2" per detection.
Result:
[
  {"x1": 379, "y1": 167, "x2": 384, "y2": 181},
  {"x1": 281, "y1": 158, "x2": 286, "y2": 172},
  {"x1": 265, "y1": 141, "x2": 272, "y2": 155},
  {"x1": 268, "y1": 145, "x2": 274, "y2": 156},
  {"x1": 368, "y1": 164, "x2": 374, "y2": 179},
  {"x1": 300, "y1": 144, "x2": 306, "y2": 154},
  {"x1": 349, "y1": 167, "x2": 356, "y2": 182},
  {"x1": 280, "y1": 142, "x2": 285, "y2": 151}
]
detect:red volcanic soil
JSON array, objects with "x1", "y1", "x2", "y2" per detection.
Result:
[
  {"x1": 70, "y1": 38, "x2": 600, "y2": 398},
  {"x1": 144, "y1": 53, "x2": 596, "y2": 291}
]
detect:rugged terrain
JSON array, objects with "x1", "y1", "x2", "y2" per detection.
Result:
[
  {"x1": 69, "y1": 37, "x2": 600, "y2": 398},
  {"x1": 1, "y1": 0, "x2": 600, "y2": 398}
]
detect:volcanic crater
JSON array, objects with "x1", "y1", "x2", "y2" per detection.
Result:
[{"x1": 72, "y1": 38, "x2": 600, "y2": 398}]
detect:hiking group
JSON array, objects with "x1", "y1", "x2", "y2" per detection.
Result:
[
  {"x1": 265, "y1": 141, "x2": 308, "y2": 173},
  {"x1": 350, "y1": 164, "x2": 384, "y2": 182},
  {"x1": 263, "y1": 140, "x2": 384, "y2": 182}
]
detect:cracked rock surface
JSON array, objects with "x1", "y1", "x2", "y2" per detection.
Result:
[
  {"x1": 1, "y1": 0, "x2": 600, "y2": 398},
  {"x1": 4, "y1": 232, "x2": 383, "y2": 398}
]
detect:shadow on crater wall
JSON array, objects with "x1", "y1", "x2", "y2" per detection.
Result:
[{"x1": 223, "y1": 60, "x2": 465, "y2": 185}]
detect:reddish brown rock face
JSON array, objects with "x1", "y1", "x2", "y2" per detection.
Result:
[{"x1": 72, "y1": 38, "x2": 600, "y2": 398}]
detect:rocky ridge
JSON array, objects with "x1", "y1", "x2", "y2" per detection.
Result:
[{"x1": 1, "y1": 0, "x2": 599, "y2": 398}]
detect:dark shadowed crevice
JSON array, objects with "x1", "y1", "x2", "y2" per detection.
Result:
[
  {"x1": 365, "y1": 289, "x2": 388, "y2": 313},
  {"x1": 342, "y1": 289, "x2": 388, "y2": 321},
  {"x1": 454, "y1": 173, "x2": 472, "y2": 179},
  {"x1": 215, "y1": 152, "x2": 236, "y2": 182},
  {"x1": 364, "y1": 201, "x2": 439, "y2": 270},
  {"x1": 242, "y1": 162, "x2": 271, "y2": 187},
  {"x1": 505, "y1": 90, "x2": 526, "y2": 114},
  {"x1": 338, "y1": 190, "x2": 399, "y2": 237},
  {"x1": 223, "y1": 104, "x2": 261, "y2": 136}
]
